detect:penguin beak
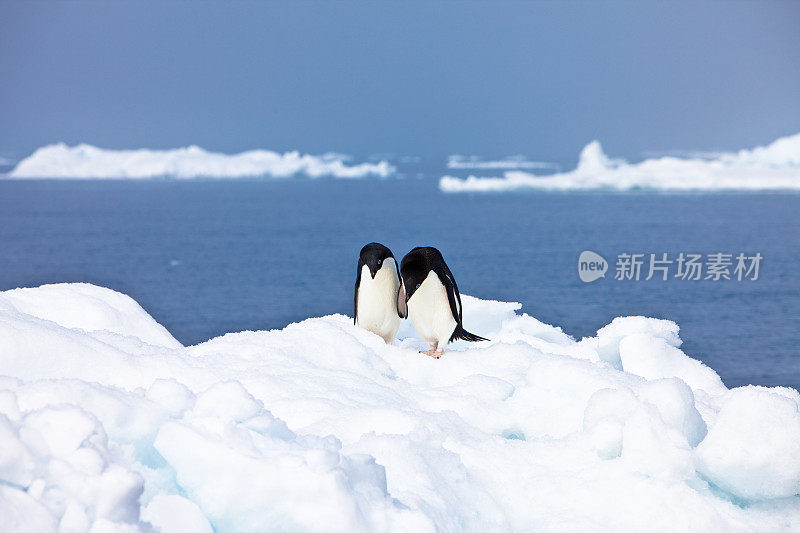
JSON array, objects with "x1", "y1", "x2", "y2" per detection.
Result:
[{"x1": 368, "y1": 264, "x2": 379, "y2": 278}]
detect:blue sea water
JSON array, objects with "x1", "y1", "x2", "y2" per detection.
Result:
[{"x1": 1, "y1": 177, "x2": 798, "y2": 390}]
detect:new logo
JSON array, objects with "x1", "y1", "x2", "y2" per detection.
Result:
[{"x1": 578, "y1": 250, "x2": 607, "y2": 283}]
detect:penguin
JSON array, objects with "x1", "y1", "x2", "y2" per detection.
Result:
[
  {"x1": 354, "y1": 242, "x2": 406, "y2": 343},
  {"x1": 398, "y1": 246, "x2": 487, "y2": 358}
]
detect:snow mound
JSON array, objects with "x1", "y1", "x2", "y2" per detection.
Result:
[
  {"x1": 1, "y1": 283, "x2": 800, "y2": 531},
  {"x1": 440, "y1": 133, "x2": 800, "y2": 192},
  {"x1": 0, "y1": 283, "x2": 180, "y2": 348},
  {"x1": 7, "y1": 144, "x2": 395, "y2": 179},
  {"x1": 696, "y1": 386, "x2": 800, "y2": 500}
]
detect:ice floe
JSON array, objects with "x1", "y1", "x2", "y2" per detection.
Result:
[
  {"x1": 440, "y1": 133, "x2": 800, "y2": 192},
  {"x1": 1, "y1": 283, "x2": 800, "y2": 531},
  {"x1": 7, "y1": 144, "x2": 395, "y2": 179}
]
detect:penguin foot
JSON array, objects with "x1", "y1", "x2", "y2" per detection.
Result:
[{"x1": 420, "y1": 348, "x2": 443, "y2": 359}]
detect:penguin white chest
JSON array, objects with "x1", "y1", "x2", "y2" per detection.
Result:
[
  {"x1": 356, "y1": 260, "x2": 401, "y2": 343},
  {"x1": 407, "y1": 270, "x2": 457, "y2": 347}
]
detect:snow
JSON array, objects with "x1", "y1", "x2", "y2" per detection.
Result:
[
  {"x1": 440, "y1": 133, "x2": 800, "y2": 192},
  {"x1": 1, "y1": 283, "x2": 800, "y2": 531},
  {"x1": 7, "y1": 143, "x2": 395, "y2": 179},
  {"x1": 141, "y1": 494, "x2": 212, "y2": 533},
  {"x1": 695, "y1": 386, "x2": 800, "y2": 500},
  {"x1": 0, "y1": 284, "x2": 180, "y2": 349}
]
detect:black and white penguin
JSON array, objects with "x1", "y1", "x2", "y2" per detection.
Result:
[
  {"x1": 354, "y1": 242, "x2": 406, "y2": 343},
  {"x1": 398, "y1": 246, "x2": 487, "y2": 358}
]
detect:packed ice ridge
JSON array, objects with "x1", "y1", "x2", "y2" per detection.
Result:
[
  {"x1": 440, "y1": 132, "x2": 800, "y2": 192},
  {"x1": 2, "y1": 283, "x2": 800, "y2": 532},
  {"x1": 7, "y1": 144, "x2": 395, "y2": 179}
]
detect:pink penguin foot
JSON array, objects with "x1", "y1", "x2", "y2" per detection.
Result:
[{"x1": 420, "y1": 348, "x2": 443, "y2": 359}]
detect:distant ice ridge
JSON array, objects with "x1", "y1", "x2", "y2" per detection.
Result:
[
  {"x1": 2, "y1": 283, "x2": 800, "y2": 532},
  {"x1": 8, "y1": 143, "x2": 395, "y2": 179},
  {"x1": 447, "y1": 154, "x2": 559, "y2": 170},
  {"x1": 440, "y1": 133, "x2": 800, "y2": 192}
]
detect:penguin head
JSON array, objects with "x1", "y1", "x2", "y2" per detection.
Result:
[
  {"x1": 400, "y1": 246, "x2": 440, "y2": 301},
  {"x1": 359, "y1": 242, "x2": 395, "y2": 279}
]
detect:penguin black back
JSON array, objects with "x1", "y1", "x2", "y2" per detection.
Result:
[{"x1": 400, "y1": 246, "x2": 488, "y2": 343}]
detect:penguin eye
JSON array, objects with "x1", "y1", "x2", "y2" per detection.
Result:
[
  {"x1": 378, "y1": 259, "x2": 382, "y2": 265},
  {"x1": 415, "y1": 283, "x2": 420, "y2": 289}
]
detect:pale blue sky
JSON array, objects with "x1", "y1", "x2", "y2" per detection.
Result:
[{"x1": 1, "y1": 0, "x2": 798, "y2": 163}]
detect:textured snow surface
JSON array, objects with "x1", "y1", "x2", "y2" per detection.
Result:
[
  {"x1": 7, "y1": 144, "x2": 395, "y2": 179},
  {"x1": 440, "y1": 133, "x2": 800, "y2": 192},
  {"x1": 1, "y1": 283, "x2": 800, "y2": 532}
]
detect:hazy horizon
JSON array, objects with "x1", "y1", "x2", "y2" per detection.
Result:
[{"x1": 1, "y1": 1, "x2": 799, "y2": 163}]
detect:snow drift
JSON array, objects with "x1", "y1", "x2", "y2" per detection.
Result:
[
  {"x1": 1, "y1": 283, "x2": 800, "y2": 532},
  {"x1": 7, "y1": 144, "x2": 395, "y2": 179},
  {"x1": 440, "y1": 133, "x2": 800, "y2": 192}
]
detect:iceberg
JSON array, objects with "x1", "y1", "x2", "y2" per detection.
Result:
[
  {"x1": 2, "y1": 283, "x2": 800, "y2": 531},
  {"x1": 440, "y1": 133, "x2": 800, "y2": 192},
  {"x1": 7, "y1": 144, "x2": 395, "y2": 179}
]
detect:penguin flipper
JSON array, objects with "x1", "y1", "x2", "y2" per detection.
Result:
[
  {"x1": 397, "y1": 281, "x2": 407, "y2": 319},
  {"x1": 433, "y1": 265, "x2": 463, "y2": 325},
  {"x1": 434, "y1": 264, "x2": 488, "y2": 344},
  {"x1": 354, "y1": 258, "x2": 363, "y2": 325}
]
